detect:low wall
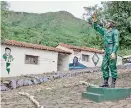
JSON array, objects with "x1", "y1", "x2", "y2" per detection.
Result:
[{"x1": 1, "y1": 64, "x2": 131, "y2": 91}]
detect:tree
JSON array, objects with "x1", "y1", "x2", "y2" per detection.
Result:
[
  {"x1": 83, "y1": 1, "x2": 131, "y2": 50},
  {"x1": 101, "y1": 1, "x2": 131, "y2": 49},
  {"x1": 1, "y1": 1, "x2": 9, "y2": 41}
]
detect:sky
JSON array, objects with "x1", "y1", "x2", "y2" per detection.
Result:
[{"x1": 7, "y1": 1, "x2": 102, "y2": 18}]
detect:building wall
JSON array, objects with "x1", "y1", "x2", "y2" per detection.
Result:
[
  {"x1": 57, "y1": 45, "x2": 123, "y2": 68},
  {"x1": 57, "y1": 45, "x2": 104, "y2": 68},
  {"x1": 70, "y1": 51, "x2": 103, "y2": 67},
  {"x1": 56, "y1": 45, "x2": 74, "y2": 63},
  {"x1": 1, "y1": 45, "x2": 58, "y2": 77},
  {"x1": 71, "y1": 51, "x2": 122, "y2": 67},
  {"x1": 80, "y1": 51, "x2": 103, "y2": 67},
  {"x1": 57, "y1": 54, "x2": 70, "y2": 71}
]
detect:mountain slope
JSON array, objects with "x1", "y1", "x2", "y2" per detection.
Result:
[{"x1": 5, "y1": 11, "x2": 103, "y2": 48}]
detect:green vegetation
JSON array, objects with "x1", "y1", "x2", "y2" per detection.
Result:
[
  {"x1": 2, "y1": 10, "x2": 103, "y2": 48},
  {"x1": 84, "y1": 1, "x2": 131, "y2": 51},
  {"x1": 1, "y1": 1, "x2": 131, "y2": 56},
  {"x1": 1, "y1": 1, "x2": 9, "y2": 41}
]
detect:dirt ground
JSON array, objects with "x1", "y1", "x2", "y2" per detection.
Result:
[{"x1": 1, "y1": 69, "x2": 131, "y2": 108}]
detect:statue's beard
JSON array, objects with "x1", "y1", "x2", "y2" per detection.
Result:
[{"x1": 106, "y1": 25, "x2": 111, "y2": 29}]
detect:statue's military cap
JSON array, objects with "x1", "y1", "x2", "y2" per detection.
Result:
[{"x1": 106, "y1": 19, "x2": 116, "y2": 24}]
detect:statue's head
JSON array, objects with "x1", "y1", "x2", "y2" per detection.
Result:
[{"x1": 105, "y1": 20, "x2": 116, "y2": 29}]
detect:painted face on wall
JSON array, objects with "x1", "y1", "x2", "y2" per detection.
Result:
[
  {"x1": 73, "y1": 56, "x2": 78, "y2": 63},
  {"x1": 5, "y1": 48, "x2": 11, "y2": 55}
]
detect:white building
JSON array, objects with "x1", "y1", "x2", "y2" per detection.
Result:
[
  {"x1": 56, "y1": 43, "x2": 122, "y2": 69},
  {"x1": 1, "y1": 40, "x2": 71, "y2": 77},
  {"x1": 1, "y1": 40, "x2": 122, "y2": 77},
  {"x1": 56, "y1": 43, "x2": 104, "y2": 69}
]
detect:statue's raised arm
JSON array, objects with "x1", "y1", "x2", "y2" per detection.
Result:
[{"x1": 92, "y1": 12, "x2": 105, "y2": 37}]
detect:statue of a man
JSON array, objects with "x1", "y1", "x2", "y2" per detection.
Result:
[{"x1": 92, "y1": 12, "x2": 120, "y2": 88}]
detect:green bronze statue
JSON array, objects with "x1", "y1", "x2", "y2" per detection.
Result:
[{"x1": 92, "y1": 13, "x2": 120, "y2": 88}]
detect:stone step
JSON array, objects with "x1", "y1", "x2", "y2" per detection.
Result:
[
  {"x1": 82, "y1": 86, "x2": 131, "y2": 102},
  {"x1": 87, "y1": 86, "x2": 131, "y2": 96},
  {"x1": 86, "y1": 86, "x2": 103, "y2": 94},
  {"x1": 82, "y1": 92, "x2": 104, "y2": 102}
]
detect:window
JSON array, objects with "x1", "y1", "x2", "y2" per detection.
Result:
[
  {"x1": 82, "y1": 54, "x2": 89, "y2": 62},
  {"x1": 25, "y1": 55, "x2": 38, "y2": 64}
]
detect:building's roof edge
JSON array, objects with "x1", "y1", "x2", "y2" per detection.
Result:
[
  {"x1": 1, "y1": 40, "x2": 71, "y2": 54},
  {"x1": 58, "y1": 43, "x2": 104, "y2": 54}
]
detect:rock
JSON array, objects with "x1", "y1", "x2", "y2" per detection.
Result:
[
  {"x1": 42, "y1": 77, "x2": 48, "y2": 82},
  {"x1": 2, "y1": 80, "x2": 10, "y2": 88},
  {"x1": 38, "y1": 78, "x2": 44, "y2": 83},
  {"x1": 31, "y1": 79, "x2": 40, "y2": 85},
  {"x1": 23, "y1": 79, "x2": 33, "y2": 86},
  {"x1": 58, "y1": 73, "x2": 64, "y2": 78},
  {"x1": 53, "y1": 74, "x2": 60, "y2": 79},
  {"x1": 0, "y1": 84, "x2": 9, "y2": 91},
  {"x1": 10, "y1": 80, "x2": 17, "y2": 89},
  {"x1": 16, "y1": 79, "x2": 24, "y2": 87},
  {"x1": 2, "y1": 80, "x2": 10, "y2": 85},
  {"x1": 34, "y1": 77, "x2": 43, "y2": 83}
]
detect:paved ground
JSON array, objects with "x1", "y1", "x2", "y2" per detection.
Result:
[{"x1": 1, "y1": 69, "x2": 131, "y2": 108}]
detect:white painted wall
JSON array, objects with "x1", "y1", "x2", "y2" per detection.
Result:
[
  {"x1": 72, "y1": 51, "x2": 82, "y2": 63},
  {"x1": 72, "y1": 51, "x2": 122, "y2": 67},
  {"x1": 1, "y1": 45, "x2": 58, "y2": 77},
  {"x1": 80, "y1": 51, "x2": 103, "y2": 67},
  {"x1": 57, "y1": 45, "x2": 122, "y2": 67},
  {"x1": 117, "y1": 56, "x2": 122, "y2": 65},
  {"x1": 57, "y1": 45, "x2": 74, "y2": 64},
  {"x1": 57, "y1": 45, "x2": 104, "y2": 67},
  {"x1": 57, "y1": 54, "x2": 70, "y2": 71}
]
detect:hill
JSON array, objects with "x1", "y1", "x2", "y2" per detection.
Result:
[
  {"x1": 4, "y1": 11, "x2": 103, "y2": 48},
  {"x1": 3, "y1": 11, "x2": 131, "y2": 56}
]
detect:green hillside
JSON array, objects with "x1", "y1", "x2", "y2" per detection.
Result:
[
  {"x1": 4, "y1": 11, "x2": 103, "y2": 48},
  {"x1": 3, "y1": 10, "x2": 131, "y2": 56}
]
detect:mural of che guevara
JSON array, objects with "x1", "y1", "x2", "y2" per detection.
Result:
[
  {"x1": 69, "y1": 56, "x2": 87, "y2": 70},
  {"x1": 73, "y1": 56, "x2": 79, "y2": 66},
  {"x1": 3, "y1": 47, "x2": 14, "y2": 74}
]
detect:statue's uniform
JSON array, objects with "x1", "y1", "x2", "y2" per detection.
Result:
[{"x1": 93, "y1": 22, "x2": 119, "y2": 79}]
